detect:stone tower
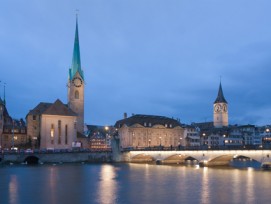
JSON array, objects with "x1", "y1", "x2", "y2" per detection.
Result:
[
  {"x1": 213, "y1": 82, "x2": 228, "y2": 128},
  {"x1": 67, "y1": 16, "x2": 84, "y2": 134}
]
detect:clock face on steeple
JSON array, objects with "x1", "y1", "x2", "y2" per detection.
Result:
[
  {"x1": 222, "y1": 104, "x2": 227, "y2": 112},
  {"x1": 214, "y1": 104, "x2": 221, "y2": 112},
  {"x1": 72, "y1": 77, "x2": 83, "y2": 87}
]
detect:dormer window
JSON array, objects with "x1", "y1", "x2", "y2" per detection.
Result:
[
  {"x1": 149, "y1": 123, "x2": 152, "y2": 127},
  {"x1": 169, "y1": 124, "x2": 172, "y2": 128},
  {"x1": 165, "y1": 124, "x2": 168, "y2": 128},
  {"x1": 144, "y1": 122, "x2": 147, "y2": 127}
]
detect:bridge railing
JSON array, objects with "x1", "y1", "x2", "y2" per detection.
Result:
[
  {"x1": 1, "y1": 148, "x2": 112, "y2": 155},
  {"x1": 122, "y1": 145, "x2": 271, "y2": 152}
]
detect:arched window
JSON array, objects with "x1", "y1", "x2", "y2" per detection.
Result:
[{"x1": 75, "y1": 90, "x2": 79, "y2": 99}]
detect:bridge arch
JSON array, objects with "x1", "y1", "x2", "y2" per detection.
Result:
[
  {"x1": 131, "y1": 154, "x2": 155, "y2": 163},
  {"x1": 24, "y1": 156, "x2": 39, "y2": 164},
  {"x1": 204, "y1": 154, "x2": 262, "y2": 166},
  {"x1": 163, "y1": 154, "x2": 199, "y2": 165}
]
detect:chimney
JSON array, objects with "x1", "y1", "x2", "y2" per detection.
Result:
[{"x1": 124, "y1": 112, "x2": 127, "y2": 119}]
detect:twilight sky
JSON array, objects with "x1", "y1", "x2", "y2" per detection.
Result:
[{"x1": 1, "y1": 0, "x2": 271, "y2": 126}]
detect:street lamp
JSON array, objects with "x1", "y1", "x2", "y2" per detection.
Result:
[{"x1": 12, "y1": 120, "x2": 14, "y2": 149}]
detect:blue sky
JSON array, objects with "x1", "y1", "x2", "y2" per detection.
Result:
[{"x1": 1, "y1": 0, "x2": 271, "y2": 126}]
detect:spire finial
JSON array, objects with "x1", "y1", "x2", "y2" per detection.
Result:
[{"x1": 76, "y1": 9, "x2": 79, "y2": 18}]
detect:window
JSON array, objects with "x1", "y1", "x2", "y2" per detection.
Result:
[
  {"x1": 51, "y1": 124, "x2": 54, "y2": 144},
  {"x1": 58, "y1": 120, "x2": 61, "y2": 144},
  {"x1": 75, "y1": 90, "x2": 79, "y2": 99},
  {"x1": 65, "y1": 125, "x2": 68, "y2": 145},
  {"x1": 33, "y1": 115, "x2": 36, "y2": 120}
]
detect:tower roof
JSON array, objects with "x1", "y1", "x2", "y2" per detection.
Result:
[
  {"x1": 0, "y1": 97, "x2": 4, "y2": 106},
  {"x1": 214, "y1": 82, "x2": 227, "y2": 104},
  {"x1": 69, "y1": 16, "x2": 84, "y2": 80}
]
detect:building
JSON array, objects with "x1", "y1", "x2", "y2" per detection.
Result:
[
  {"x1": 115, "y1": 114, "x2": 184, "y2": 149},
  {"x1": 67, "y1": 16, "x2": 85, "y2": 134},
  {"x1": 85, "y1": 125, "x2": 112, "y2": 150},
  {"x1": 182, "y1": 124, "x2": 200, "y2": 147},
  {"x1": 27, "y1": 99, "x2": 77, "y2": 149},
  {"x1": 26, "y1": 17, "x2": 85, "y2": 149},
  {"x1": 213, "y1": 82, "x2": 228, "y2": 128},
  {"x1": 0, "y1": 97, "x2": 28, "y2": 150}
]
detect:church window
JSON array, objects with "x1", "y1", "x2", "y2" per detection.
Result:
[
  {"x1": 75, "y1": 90, "x2": 79, "y2": 99},
  {"x1": 50, "y1": 124, "x2": 54, "y2": 144},
  {"x1": 65, "y1": 125, "x2": 68, "y2": 144},
  {"x1": 58, "y1": 120, "x2": 61, "y2": 144}
]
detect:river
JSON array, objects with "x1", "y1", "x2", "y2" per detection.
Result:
[{"x1": 0, "y1": 163, "x2": 270, "y2": 204}]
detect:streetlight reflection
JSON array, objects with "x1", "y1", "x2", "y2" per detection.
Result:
[
  {"x1": 98, "y1": 165, "x2": 117, "y2": 204},
  {"x1": 9, "y1": 175, "x2": 18, "y2": 204}
]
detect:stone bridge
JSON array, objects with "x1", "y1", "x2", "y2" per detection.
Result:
[
  {"x1": 123, "y1": 150, "x2": 271, "y2": 166},
  {"x1": 0, "y1": 152, "x2": 112, "y2": 164}
]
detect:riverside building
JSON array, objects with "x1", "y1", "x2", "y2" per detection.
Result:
[
  {"x1": 26, "y1": 16, "x2": 85, "y2": 150},
  {"x1": 115, "y1": 114, "x2": 184, "y2": 149}
]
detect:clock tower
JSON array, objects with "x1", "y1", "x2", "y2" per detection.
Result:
[
  {"x1": 68, "y1": 16, "x2": 84, "y2": 134},
  {"x1": 213, "y1": 82, "x2": 228, "y2": 128}
]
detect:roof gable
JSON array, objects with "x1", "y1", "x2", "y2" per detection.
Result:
[{"x1": 43, "y1": 99, "x2": 77, "y2": 116}]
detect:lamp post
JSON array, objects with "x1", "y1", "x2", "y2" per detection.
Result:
[{"x1": 12, "y1": 120, "x2": 14, "y2": 149}]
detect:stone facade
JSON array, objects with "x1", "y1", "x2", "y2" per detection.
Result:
[
  {"x1": 115, "y1": 114, "x2": 184, "y2": 149},
  {"x1": 68, "y1": 72, "x2": 84, "y2": 134},
  {"x1": 40, "y1": 114, "x2": 76, "y2": 149},
  {"x1": 27, "y1": 99, "x2": 77, "y2": 150}
]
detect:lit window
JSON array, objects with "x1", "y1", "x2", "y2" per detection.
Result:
[
  {"x1": 65, "y1": 125, "x2": 68, "y2": 145},
  {"x1": 58, "y1": 120, "x2": 61, "y2": 144},
  {"x1": 51, "y1": 124, "x2": 54, "y2": 144}
]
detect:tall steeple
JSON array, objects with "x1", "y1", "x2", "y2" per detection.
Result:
[
  {"x1": 214, "y1": 82, "x2": 227, "y2": 104},
  {"x1": 67, "y1": 15, "x2": 85, "y2": 134},
  {"x1": 69, "y1": 15, "x2": 84, "y2": 80},
  {"x1": 213, "y1": 81, "x2": 228, "y2": 127}
]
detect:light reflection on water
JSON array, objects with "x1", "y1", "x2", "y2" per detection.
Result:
[
  {"x1": 97, "y1": 164, "x2": 118, "y2": 204},
  {"x1": 9, "y1": 175, "x2": 18, "y2": 204},
  {"x1": 1, "y1": 163, "x2": 271, "y2": 204}
]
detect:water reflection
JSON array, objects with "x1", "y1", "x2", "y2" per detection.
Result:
[
  {"x1": 97, "y1": 164, "x2": 118, "y2": 204},
  {"x1": 9, "y1": 175, "x2": 18, "y2": 204},
  {"x1": 246, "y1": 168, "x2": 255, "y2": 203},
  {"x1": 201, "y1": 167, "x2": 210, "y2": 204},
  {"x1": 48, "y1": 167, "x2": 57, "y2": 204}
]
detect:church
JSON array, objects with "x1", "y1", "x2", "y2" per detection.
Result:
[{"x1": 26, "y1": 17, "x2": 85, "y2": 150}]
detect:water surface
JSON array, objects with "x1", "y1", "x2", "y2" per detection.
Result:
[{"x1": 0, "y1": 163, "x2": 270, "y2": 204}]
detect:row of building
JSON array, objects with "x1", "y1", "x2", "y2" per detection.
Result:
[{"x1": 1, "y1": 17, "x2": 270, "y2": 151}]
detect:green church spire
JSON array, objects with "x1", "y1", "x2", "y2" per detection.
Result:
[{"x1": 69, "y1": 15, "x2": 84, "y2": 80}]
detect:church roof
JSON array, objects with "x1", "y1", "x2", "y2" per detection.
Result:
[
  {"x1": 28, "y1": 102, "x2": 52, "y2": 115},
  {"x1": 28, "y1": 100, "x2": 76, "y2": 117},
  {"x1": 69, "y1": 16, "x2": 84, "y2": 80},
  {"x1": 214, "y1": 82, "x2": 227, "y2": 104},
  {"x1": 115, "y1": 114, "x2": 181, "y2": 128},
  {"x1": 43, "y1": 99, "x2": 77, "y2": 116}
]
